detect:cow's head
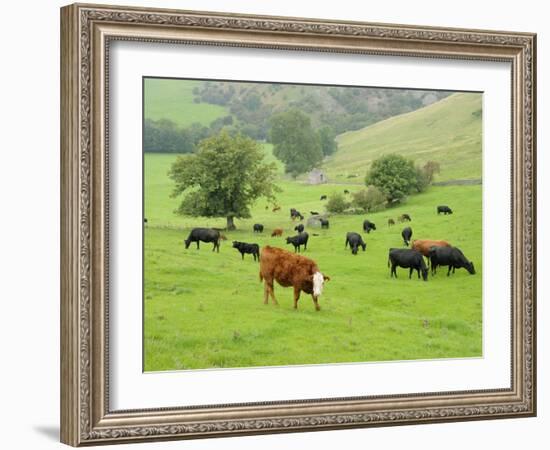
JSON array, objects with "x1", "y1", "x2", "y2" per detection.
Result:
[
  {"x1": 421, "y1": 267, "x2": 429, "y2": 281},
  {"x1": 184, "y1": 239, "x2": 191, "y2": 249},
  {"x1": 361, "y1": 243, "x2": 367, "y2": 252},
  {"x1": 312, "y1": 272, "x2": 330, "y2": 297},
  {"x1": 466, "y1": 261, "x2": 476, "y2": 274}
]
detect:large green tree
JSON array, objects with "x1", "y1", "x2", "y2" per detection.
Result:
[
  {"x1": 168, "y1": 131, "x2": 279, "y2": 230},
  {"x1": 318, "y1": 126, "x2": 338, "y2": 156},
  {"x1": 269, "y1": 109, "x2": 323, "y2": 177},
  {"x1": 365, "y1": 154, "x2": 426, "y2": 203}
]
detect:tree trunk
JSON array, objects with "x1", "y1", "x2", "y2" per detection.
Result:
[{"x1": 226, "y1": 216, "x2": 236, "y2": 230}]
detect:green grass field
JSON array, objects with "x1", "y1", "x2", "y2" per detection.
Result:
[
  {"x1": 144, "y1": 78, "x2": 229, "y2": 127},
  {"x1": 325, "y1": 93, "x2": 482, "y2": 182},
  {"x1": 144, "y1": 153, "x2": 482, "y2": 371}
]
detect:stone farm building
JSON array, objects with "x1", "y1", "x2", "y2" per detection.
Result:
[{"x1": 308, "y1": 168, "x2": 327, "y2": 185}]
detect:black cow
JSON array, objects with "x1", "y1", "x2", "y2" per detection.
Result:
[
  {"x1": 402, "y1": 226, "x2": 413, "y2": 246},
  {"x1": 286, "y1": 232, "x2": 309, "y2": 252},
  {"x1": 344, "y1": 189, "x2": 350, "y2": 194},
  {"x1": 388, "y1": 248, "x2": 428, "y2": 281},
  {"x1": 144, "y1": 218, "x2": 148, "y2": 225},
  {"x1": 294, "y1": 224, "x2": 304, "y2": 233},
  {"x1": 320, "y1": 195, "x2": 327, "y2": 200},
  {"x1": 253, "y1": 223, "x2": 264, "y2": 233},
  {"x1": 429, "y1": 246, "x2": 475, "y2": 276},
  {"x1": 232, "y1": 241, "x2": 260, "y2": 261},
  {"x1": 184, "y1": 228, "x2": 221, "y2": 252},
  {"x1": 399, "y1": 213, "x2": 412, "y2": 222},
  {"x1": 320, "y1": 219, "x2": 329, "y2": 229},
  {"x1": 310, "y1": 211, "x2": 319, "y2": 215},
  {"x1": 363, "y1": 220, "x2": 376, "y2": 233},
  {"x1": 290, "y1": 208, "x2": 304, "y2": 221},
  {"x1": 345, "y1": 232, "x2": 366, "y2": 255},
  {"x1": 437, "y1": 205, "x2": 453, "y2": 215}
]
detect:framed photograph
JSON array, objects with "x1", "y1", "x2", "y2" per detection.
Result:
[{"x1": 60, "y1": 3, "x2": 536, "y2": 446}]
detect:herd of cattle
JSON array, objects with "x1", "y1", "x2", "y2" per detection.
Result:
[{"x1": 182, "y1": 203, "x2": 475, "y2": 311}]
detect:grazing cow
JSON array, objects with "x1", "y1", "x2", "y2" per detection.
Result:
[
  {"x1": 271, "y1": 228, "x2": 283, "y2": 237},
  {"x1": 286, "y1": 232, "x2": 309, "y2": 252},
  {"x1": 429, "y1": 246, "x2": 475, "y2": 276},
  {"x1": 320, "y1": 195, "x2": 327, "y2": 200},
  {"x1": 363, "y1": 220, "x2": 376, "y2": 233},
  {"x1": 232, "y1": 241, "x2": 260, "y2": 261},
  {"x1": 310, "y1": 211, "x2": 320, "y2": 216},
  {"x1": 320, "y1": 218, "x2": 329, "y2": 229},
  {"x1": 144, "y1": 218, "x2": 148, "y2": 224},
  {"x1": 184, "y1": 228, "x2": 221, "y2": 252},
  {"x1": 398, "y1": 213, "x2": 412, "y2": 222},
  {"x1": 344, "y1": 189, "x2": 350, "y2": 194},
  {"x1": 345, "y1": 232, "x2": 366, "y2": 255},
  {"x1": 402, "y1": 226, "x2": 413, "y2": 246},
  {"x1": 388, "y1": 218, "x2": 395, "y2": 227},
  {"x1": 259, "y1": 246, "x2": 330, "y2": 311},
  {"x1": 272, "y1": 205, "x2": 281, "y2": 212},
  {"x1": 253, "y1": 223, "x2": 264, "y2": 233},
  {"x1": 290, "y1": 208, "x2": 304, "y2": 221},
  {"x1": 388, "y1": 248, "x2": 428, "y2": 281},
  {"x1": 437, "y1": 205, "x2": 453, "y2": 215},
  {"x1": 294, "y1": 224, "x2": 304, "y2": 233}
]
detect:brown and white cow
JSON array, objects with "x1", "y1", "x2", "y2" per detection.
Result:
[{"x1": 259, "y1": 246, "x2": 329, "y2": 311}]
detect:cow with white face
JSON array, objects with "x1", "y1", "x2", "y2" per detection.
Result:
[{"x1": 259, "y1": 246, "x2": 330, "y2": 311}]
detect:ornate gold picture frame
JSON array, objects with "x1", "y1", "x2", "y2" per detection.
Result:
[{"x1": 60, "y1": 3, "x2": 536, "y2": 446}]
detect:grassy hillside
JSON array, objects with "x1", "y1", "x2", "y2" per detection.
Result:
[
  {"x1": 143, "y1": 153, "x2": 482, "y2": 371},
  {"x1": 144, "y1": 78, "x2": 229, "y2": 127},
  {"x1": 326, "y1": 93, "x2": 482, "y2": 182}
]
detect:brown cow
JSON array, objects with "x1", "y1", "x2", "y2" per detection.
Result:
[
  {"x1": 412, "y1": 239, "x2": 451, "y2": 266},
  {"x1": 271, "y1": 228, "x2": 283, "y2": 237},
  {"x1": 259, "y1": 246, "x2": 330, "y2": 311},
  {"x1": 388, "y1": 218, "x2": 395, "y2": 227},
  {"x1": 272, "y1": 205, "x2": 281, "y2": 212}
]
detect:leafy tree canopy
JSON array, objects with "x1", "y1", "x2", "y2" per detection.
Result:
[
  {"x1": 365, "y1": 154, "x2": 426, "y2": 203},
  {"x1": 269, "y1": 109, "x2": 323, "y2": 177},
  {"x1": 169, "y1": 130, "x2": 280, "y2": 229}
]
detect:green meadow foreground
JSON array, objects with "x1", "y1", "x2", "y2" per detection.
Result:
[{"x1": 144, "y1": 154, "x2": 482, "y2": 371}]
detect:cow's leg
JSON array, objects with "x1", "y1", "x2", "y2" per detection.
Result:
[
  {"x1": 293, "y1": 286, "x2": 301, "y2": 309},
  {"x1": 311, "y1": 295, "x2": 321, "y2": 311},
  {"x1": 263, "y1": 281, "x2": 270, "y2": 305},
  {"x1": 196, "y1": 241, "x2": 200, "y2": 249},
  {"x1": 417, "y1": 268, "x2": 421, "y2": 279},
  {"x1": 267, "y1": 281, "x2": 278, "y2": 305},
  {"x1": 241, "y1": 252, "x2": 245, "y2": 260},
  {"x1": 391, "y1": 264, "x2": 397, "y2": 278},
  {"x1": 447, "y1": 266, "x2": 452, "y2": 276},
  {"x1": 409, "y1": 267, "x2": 413, "y2": 279}
]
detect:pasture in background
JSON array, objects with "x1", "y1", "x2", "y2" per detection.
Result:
[{"x1": 143, "y1": 79, "x2": 482, "y2": 371}]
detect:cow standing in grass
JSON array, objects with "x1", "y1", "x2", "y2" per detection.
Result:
[
  {"x1": 253, "y1": 223, "x2": 264, "y2": 233},
  {"x1": 184, "y1": 228, "x2": 221, "y2": 252},
  {"x1": 388, "y1": 248, "x2": 428, "y2": 281},
  {"x1": 402, "y1": 226, "x2": 413, "y2": 246},
  {"x1": 259, "y1": 246, "x2": 330, "y2": 311},
  {"x1": 232, "y1": 241, "x2": 260, "y2": 261},
  {"x1": 363, "y1": 220, "x2": 376, "y2": 233},
  {"x1": 286, "y1": 232, "x2": 309, "y2": 252},
  {"x1": 345, "y1": 232, "x2": 367, "y2": 255},
  {"x1": 437, "y1": 205, "x2": 453, "y2": 215},
  {"x1": 429, "y1": 246, "x2": 475, "y2": 276}
]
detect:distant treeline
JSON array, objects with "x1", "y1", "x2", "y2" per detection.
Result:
[
  {"x1": 144, "y1": 82, "x2": 451, "y2": 154},
  {"x1": 192, "y1": 82, "x2": 451, "y2": 140},
  {"x1": 144, "y1": 116, "x2": 234, "y2": 154}
]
